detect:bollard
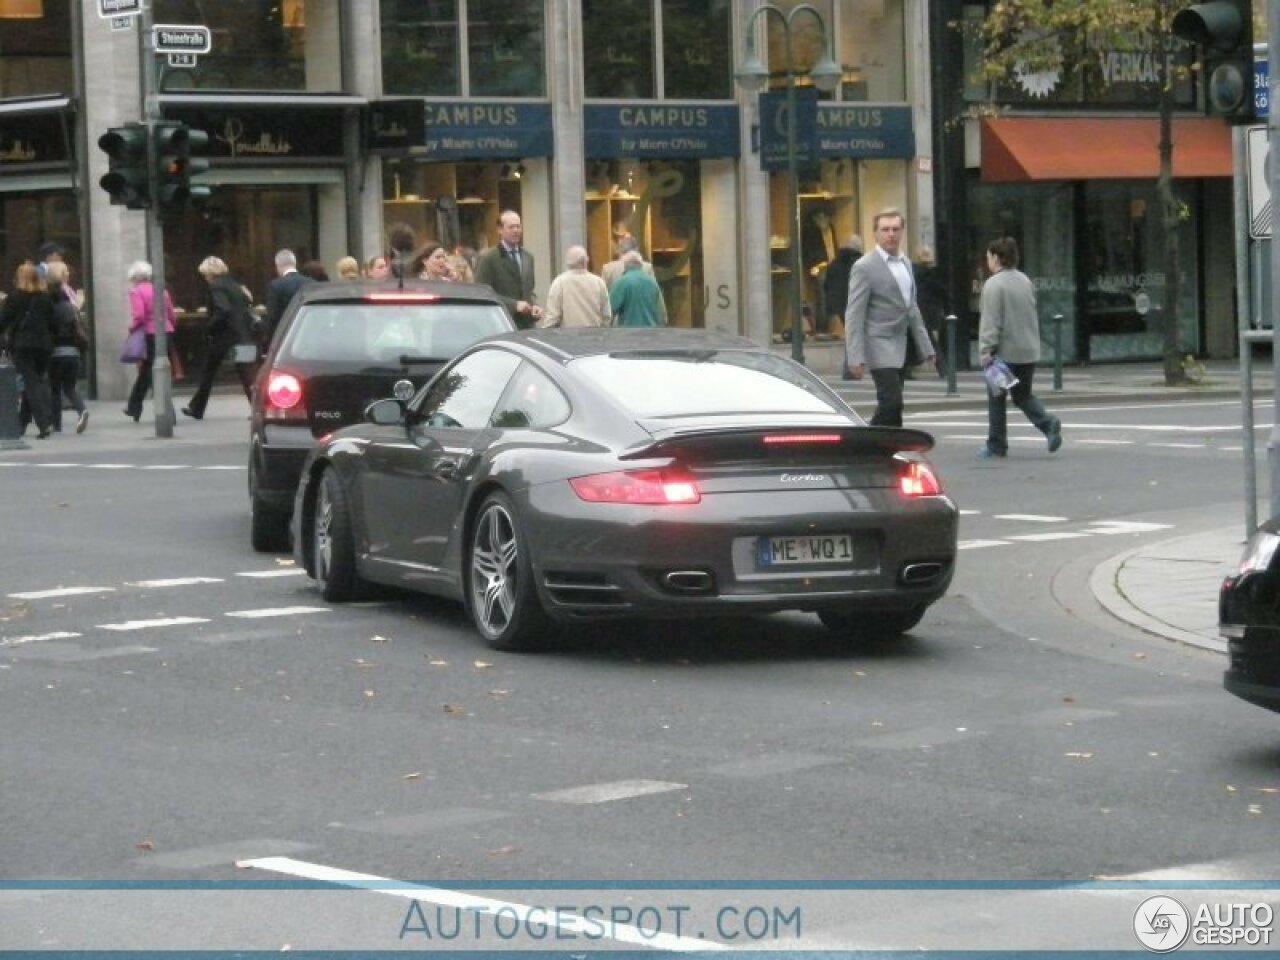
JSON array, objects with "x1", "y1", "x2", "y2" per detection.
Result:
[
  {"x1": 943, "y1": 313, "x2": 958, "y2": 395},
  {"x1": 1052, "y1": 313, "x2": 1064, "y2": 392},
  {"x1": 0, "y1": 351, "x2": 31, "y2": 450}
]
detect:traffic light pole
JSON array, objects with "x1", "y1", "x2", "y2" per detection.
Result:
[{"x1": 138, "y1": 2, "x2": 175, "y2": 438}]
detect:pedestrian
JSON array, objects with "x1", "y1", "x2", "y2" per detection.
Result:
[
  {"x1": 387, "y1": 222, "x2": 418, "y2": 281},
  {"x1": 473, "y1": 209, "x2": 543, "y2": 328},
  {"x1": 262, "y1": 249, "x2": 314, "y2": 345},
  {"x1": 601, "y1": 236, "x2": 655, "y2": 289},
  {"x1": 414, "y1": 242, "x2": 458, "y2": 282},
  {"x1": 609, "y1": 250, "x2": 666, "y2": 327},
  {"x1": 365, "y1": 254, "x2": 391, "y2": 280},
  {"x1": 826, "y1": 234, "x2": 863, "y2": 349},
  {"x1": 843, "y1": 208, "x2": 934, "y2": 426},
  {"x1": 540, "y1": 245, "x2": 611, "y2": 328},
  {"x1": 181, "y1": 256, "x2": 256, "y2": 421},
  {"x1": 448, "y1": 246, "x2": 476, "y2": 284},
  {"x1": 298, "y1": 259, "x2": 329, "y2": 282},
  {"x1": 335, "y1": 255, "x2": 361, "y2": 281},
  {"x1": 123, "y1": 260, "x2": 177, "y2": 423},
  {"x1": 977, "y1": 236, "x2": 1062, "y2": 459},
  {"x1": 0, "y1": 261, "x2": 56, "y2": 439},
  {"x1": 36, "y1": 241, "x2": 84, "y2": 309},
  {"x1": 44, "y1": 261, "x2": 89, "y2": 433}
]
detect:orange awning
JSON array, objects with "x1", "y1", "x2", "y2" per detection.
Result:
[{"x1": 980, "y1": 116, "x2": 1231, "y2": 182}]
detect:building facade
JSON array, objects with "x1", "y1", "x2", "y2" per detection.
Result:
[
  {"x1": 928, "y1": 2, "x2": 1239, "y2": 369},
  {"x1": 2, "y1": 0, "x2": 933, "y2": 399}
]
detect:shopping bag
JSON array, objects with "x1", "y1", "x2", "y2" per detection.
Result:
[
  {"x1": 119, "y1": 328, "x2": 147, "y2": 363},
  {"x1": 983, "y1": 356, "x2": 1019, "y2": 397}
]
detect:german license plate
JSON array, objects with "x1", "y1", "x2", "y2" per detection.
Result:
[{"x1": 758, "y1": 534, "x2": 854, "y2": 567}]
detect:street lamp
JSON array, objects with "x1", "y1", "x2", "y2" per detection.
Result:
[{"x1": 737, "y1": 2, "x2": 840, "y2": 364}]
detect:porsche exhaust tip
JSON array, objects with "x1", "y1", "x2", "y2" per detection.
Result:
[{"x1": 662, "y1": 570, "x2": 715, "y2": 594}]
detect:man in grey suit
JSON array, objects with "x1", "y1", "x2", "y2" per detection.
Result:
[
  {"x1": 473, "y1": 209, "x2": 543, "y2": 329},
  {"x1": 844, "y1": 208, "x2": 935, "y2": 426}
]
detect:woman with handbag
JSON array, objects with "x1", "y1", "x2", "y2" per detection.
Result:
[
  {"x1": 182, "y1": 256, "x2": 256, "y2": 421},
  {"x1": 123, "y1": 260, "x2": 177, "y2": 422},
  {"x1": 45, "y1": 261, "x2": 89, "y2": 433},
  {"x1": 0, "y1": 261, "x2": 56, "y2": 439}
]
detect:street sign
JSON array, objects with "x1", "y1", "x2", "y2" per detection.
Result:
[
  {"x1": 110, "y1": 15, "x2": 131, "y2": 31},
  {"x1": 97, "y1": 0, "x2": 140, "y2": 17},
  {"x1": 1247, "y1": 125, "x2": 1271, "y2": 239},
  {"x1": 152, "y1": 25, "x2": 212, "y2": 55},
  {"x1": 1255, "y1": 60, "x2": 1269, "y2": 121},
  {"x1": 167, "y1": 52, "x2": 199, "y2": 69}
]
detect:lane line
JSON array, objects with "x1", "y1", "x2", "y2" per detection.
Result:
[
  {"x1": 237, "y1": 856, "x2": 730, "y2": 953},
  {"x1": 127, "y1": 577, "x2": 225, "y2": 588},
  {"x1": 1007, "y1": 532, "x2": 1092, "y2": 543},
  {"x1": 958, "y1": 540, "x2": 1010, "y2": 550},
  {"x1": 993, "y1": 514, "x2": 1068, "y2": 523},
  {"x1": 98, "y1": 616, "x2": 210, "y2": 631},
  {"x1": 225, "y1": 606, "x2": 330, "y2": 619},
  {"x1": 236, "y1": 569, "x2": 306, "y2": 579},
  {"x1": 533, "y1": 779, "x2": 688, "y2": 805},
  {"x1": 9, "y1": 586, "x2": 114, "y2": 600},
  {"x1": 0, "y1": 631, "x2": 82, "y2": 647}
]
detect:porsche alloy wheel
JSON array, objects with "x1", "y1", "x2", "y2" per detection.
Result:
[{"x1": 468, "y1": 492, "x2": 549, "y2": 651}]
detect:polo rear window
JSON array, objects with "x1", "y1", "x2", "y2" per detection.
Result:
[{"x1": 281, "y1": 302, "x2": 510, "y2": 363}]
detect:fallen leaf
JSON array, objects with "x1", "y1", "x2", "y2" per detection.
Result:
[
  {"x1": 403, "y1": 772, "x2": 422, "y2": 780},
  {"x1": 473, "y1": 660, "x2": 493, "y2": 669},
  {"x1": 442, "y1": 703, "x2": 466, "y2": 716},
  {"x1": 363, "y1": 689, "x2": 376, "y2": 698},
  {"x1": 1132, "y1": 652, "x2": 1147, "y2": 660},
  {"x1": 135, "y1": 840, "x2": 155, "y2": 852},
  {"x1": 488, "y1": 845, "x2": 518, "y2": 856},
  {"x1": 1227, "y1": 785, "x2": 1238, "y2": 793},
  {"x1": 1064, "y1": 752, "x2": 1094, "y2": 760}
]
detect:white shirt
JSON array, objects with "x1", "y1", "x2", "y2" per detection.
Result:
[{"x1": 877, "y1": 246, "x2": 914, "y2": 305}]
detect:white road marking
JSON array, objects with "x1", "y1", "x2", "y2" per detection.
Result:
[
  {"x1": 958, "y1": 539, "x2": 1010, "y2": 550},
  {"x1": 8, "y1": 586, "x2": 114, "y2": 600},
  {"x1": 1221, "y1": 445, "x2": 1244, "y2": 452},
  {"x1": 958, "y1": 509, "x2": 981, "y2": 515},
  {"x1": 98, "y1": 616, "x2": 210, "y2": 631},
  {"x1": 196, "y1": 465, "x2": 244, "y2": 471},
  {"x1": 533, "y1": 779, "x2": 687, "y2": 805},
  {"x1": 1007, "y1": 532, "x2": 1092, "y2": 543},
  {"x1": 1074, "y1": 439, "x2": 1135, "y2": 445},
  {"x1": 127, "y1": 577, "x2": 225, "y2": 588},
  {"x1": 139, "y1": 464, "x2": 191, "y2": 470},
  {"x1": 993, "y1": 514, "x2": 1068, "y2": 523},
  {"x1": 237, "y1": 856, "x2": 730, "y2": 953},
  {"x1": 236, "y1": 568, "x2": 305, "y2": 579},
  {"x1": 1085, "y1": 520, "x2": 1174, "y2": 535},
  {"x1": 225, "y1": 606, "x2": 330, "y2": 619},
  {"x1": 34, "y1": 462, "x2": 81, "y2": 467},
  {"x1": 0, "y1": 631, "x2": 82, "y2": 647},
  {"x1": 1148, "y1": 442, "x2": 1206, "y2": 449},
  {"x1": 85, "y1": 464, "x2": 134, "y2": 470}
]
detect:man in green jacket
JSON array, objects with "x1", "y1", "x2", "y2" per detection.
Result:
[{"x1": 609, "y1": 251, "x2": 665, "y2": 327}]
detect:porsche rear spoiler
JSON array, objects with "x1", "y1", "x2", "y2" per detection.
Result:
[{"x1": 618, "y1": 425, "x2": 935, "y2": 461}]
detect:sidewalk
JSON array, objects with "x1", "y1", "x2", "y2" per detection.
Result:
[{"x1": 3, "y1": 360, "x2": 1268, "y2": 653}]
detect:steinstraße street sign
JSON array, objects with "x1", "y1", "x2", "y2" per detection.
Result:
[
  {"x1": 1247, "y1": 125, "x2": 1271, "y2": 239},
  {"x1": 98, "y1": 0, "x2": 140, "y2": 17},
  {"x1": 152, "y1": 25, "x2": 212, "y2": 55}
]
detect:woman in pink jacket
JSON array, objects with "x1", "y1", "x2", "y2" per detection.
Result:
[{"x1": 124, "y1": 259, "x2": 177, "y2": 422}]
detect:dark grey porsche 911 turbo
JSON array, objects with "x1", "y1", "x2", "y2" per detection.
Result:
[{"x1": 293, "y1": 328, "x2": 959, "y2": 650}]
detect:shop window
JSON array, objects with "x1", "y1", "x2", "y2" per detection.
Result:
[
  {"x1": 381, "y1": 0, "x2": 545, "y2": 98},
  {"x1": 583, "y1": 0, "x2": 655, "y2": 99},
  {"x1": 585, "y1": 159, "x2": 706, "y2": 328},
  {"x1": 661, "y1": 1, "x2": 731, "y2": 99},
  {"x1": 0, "y1": 1, "x2": 72, "y2": 97},
  {"x1": 765, "y1": 0, "x2": 905, "y2": 103},
  {"x1": 155, "y1": 0, "x2": 339, "y2": 91},
  {"x1": 0, "y1": 191, "x2": 78, "y2": 285},
  {"x1": 382, "y1": 161, "x2": 521, "y2": 266}
]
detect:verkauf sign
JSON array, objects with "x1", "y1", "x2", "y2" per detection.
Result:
[{"x1": 152, "y1": 25, "x2": 212, "y2": 55}]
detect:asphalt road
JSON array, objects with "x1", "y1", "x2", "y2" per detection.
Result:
[{"x1": 2, "y1": 394, "x2": 1277, "y2": 950}]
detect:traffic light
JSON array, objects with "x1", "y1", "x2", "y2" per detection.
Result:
[
  {"x1": 153, "y1": 122, "x2": 211, "y2": 212},
  {"x1": 1173, "y1": 1, "x2": 1255, "y2": 124},
  {"x1": 97, "y1": 124, "x2": 150, "y2": 209}
]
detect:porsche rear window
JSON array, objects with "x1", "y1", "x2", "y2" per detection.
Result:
[
  {"x1": 282, "y1": 302, "x2": 510, "y2": 363},
  {"x1": 571, "y1": 351, "x2": 845, "y2": 418}
]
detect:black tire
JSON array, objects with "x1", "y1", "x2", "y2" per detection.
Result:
[
  {"x1": 467, "y1": 491, "x2": 551, "y2": 651},
  {"x1": 312, "y1": 468, "x2": 366, "y2": 602},
  {"x1": 249, "y1": 461, "x2": 291, "y2": 553},
  {"x1": 818, "y1": 604, "x2": 927, "y2": 640}
]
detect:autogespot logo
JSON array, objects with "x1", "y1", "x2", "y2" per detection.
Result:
[{"x1": 1134, "y1": 896, "x2": 1191, "y2": 952}]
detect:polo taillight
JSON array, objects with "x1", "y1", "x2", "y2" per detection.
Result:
[
  {"x1": 264, "y1": 372, "x2": 307, "y2": 421},
  {"x1": 898, "y1": 460, "x2": 942, "y2": 498},
  {"x1": 569, "y1": 468, "x2": 701, "y2": 505}
]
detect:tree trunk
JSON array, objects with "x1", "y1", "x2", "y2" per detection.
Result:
[{"x1": 1158, "y1": 32, "x2": 1186, "y2": 385}]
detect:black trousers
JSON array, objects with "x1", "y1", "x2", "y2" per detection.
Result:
[
  {"x1": 13, "y1": 349, "x2": 53, "y2": 434},
  {"x1": 47, "y1": 353, "x2": 85, "y2": 429},
  {"x1": 186, "y1": 335, "x2": 254, "y2": 417},
  {"x1": 869, "y1": 366, "x2": 906, "y2": 427}
]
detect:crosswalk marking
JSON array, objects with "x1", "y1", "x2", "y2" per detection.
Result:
[
  {"x1": 98, "y1": 616, "x2": 210, "y2": 631},
  {"x1": 994, "y1": 514, "x2": 1067, "y2": 523},
  {"x1": 8, "y1": 586, "x2": 114, "y2": 600},
  {"x1": 127, "y1": 577, "x2": 225, "y2": 588},
  {"x1": 0, "y1": 631, "x2": 82, "y2": 647},
  {"x1": 236, "y1": 569, "x2": 305, "y2": 579},
  {"x1": 224, "y1": 606, "x2": 330, "y2": 619}
]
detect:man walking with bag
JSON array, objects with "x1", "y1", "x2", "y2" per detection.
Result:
[{"x1": 976, "y1": 236, "x2": 1062, "y2": 459}]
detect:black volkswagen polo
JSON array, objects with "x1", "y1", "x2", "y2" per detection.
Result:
[{"x1": 248, "y1": 281, "x2": 515, "y2": 551}]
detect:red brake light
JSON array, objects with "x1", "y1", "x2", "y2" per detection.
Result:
[
  {"x1": 265, "y1": 372, "x2": 307, "y2": 422},
  {"x1": 569, "y1": 468, "x2": 701, "y2": 505},
  {"x1": 898, "y1": 460, "x2": 942, "y2": 497},
  {"x1": 762, "y1": 433, "x2": 843, "y2": 446},
  {"x1": 363, "y1": 291, "x2": 440, "y2": 302}
]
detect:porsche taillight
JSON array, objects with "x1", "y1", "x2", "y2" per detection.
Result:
[
  {"x1": 569, "y1": 468, "x2": 701, "y2": 505},
  {"x1": 264, "y1": 371, "x2": 307, "y2": 422},
  {"x1": 898, "y1": 459, "x2": 942, "y2": 498}
]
